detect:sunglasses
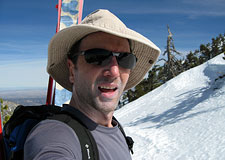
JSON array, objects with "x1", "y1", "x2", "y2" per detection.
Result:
[{"x1": 76, "y1": 48, "x2": 137, "y2": 69}]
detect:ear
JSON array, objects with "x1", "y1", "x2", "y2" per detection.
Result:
[{"x1": 67, "y1": 59, "x2": 75, "y2": 84}]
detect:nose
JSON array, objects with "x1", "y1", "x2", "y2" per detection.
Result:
[{"x1": 103, "y1": 56, "x2": 120, "y2": 77}]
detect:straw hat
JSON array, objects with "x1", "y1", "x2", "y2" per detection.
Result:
[{"x1": 47, "y1": 9, "x2": 160, "y2": 92}]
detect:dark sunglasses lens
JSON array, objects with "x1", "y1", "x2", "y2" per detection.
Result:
[
  {"x1": 84, "y1": 49, "x2": 111, "y2": 65},
  {"x1": 83, "y1": 49, "x2": 137, "y2": 69},
  {"x1": 117, "y1": 53, "x2": 137, "y2": 69}
]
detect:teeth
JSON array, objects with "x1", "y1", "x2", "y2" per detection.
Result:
[{"x1": 100, "y1": 86, "x2": 116, "y2": 90}]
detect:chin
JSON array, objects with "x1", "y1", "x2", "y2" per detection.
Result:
[{"x1": 95, "y1": 101, "x2": 118, "y2": 113}]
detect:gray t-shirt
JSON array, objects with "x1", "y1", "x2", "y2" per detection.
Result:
[{"x1": 24, "y1": 105, "x2": 132, "y2": 160}]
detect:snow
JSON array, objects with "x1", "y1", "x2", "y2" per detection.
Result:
[{"x1": 115, "y1": 53, "x2": 225, "y2": 160}]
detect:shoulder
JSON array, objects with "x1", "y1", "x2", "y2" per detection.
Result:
[
  {"x1": 24, "y1": 119, "x2": 82, "y2": 160},
  {"x1": 27, "y1": 119, "x2": 77, "y2": 139}
]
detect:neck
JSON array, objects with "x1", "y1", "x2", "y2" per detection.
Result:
[{"x1": 69, "y1": 97, "x2": 114, "y2": 128}]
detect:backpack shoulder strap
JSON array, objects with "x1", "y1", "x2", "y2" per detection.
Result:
[
  {"x1": 49, "y1": 113, "x2": 99, "y2": 160},
  {"x1": 59, "y1": 105, "x2": 134, "y2": 155},
  {"x1": 113, "y1": 116, "x2": 134, "y2": 154}
]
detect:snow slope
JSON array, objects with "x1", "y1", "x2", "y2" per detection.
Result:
[{"x1": 115, "y1": 54, "x2": 225, "y2": 160}]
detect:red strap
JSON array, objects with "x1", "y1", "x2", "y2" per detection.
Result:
[{"x1": 0, "y1": 113, "x2": 5, "y2": 159}]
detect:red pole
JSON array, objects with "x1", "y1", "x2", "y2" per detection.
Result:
[
  {"x1": 56, "y1": 0, "x2": 62, "y2": 32},
  {"x1": 46, "y1": 0, "x2": 62, "y2": 105},
  {"x1": 46, "y1": 0, "x2": 84, "y2": 105},
  {"x1": 0, "y1": 112, "x2": 2, "y2": 135},
  {"x1": 78, "y1": 0, "x2": 84, "y2": 24},
  {"x1": 0, "y1": 112, "x2": 5, "y2": 159},
  {"x1": 46, "y1": 77, "x2": 54, "y2": 105}
]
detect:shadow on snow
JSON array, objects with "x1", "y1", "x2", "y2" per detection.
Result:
[{"x1": 127, "y1": 64, "x2": 225, "y2": 129}]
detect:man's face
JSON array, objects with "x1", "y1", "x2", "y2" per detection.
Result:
[{"x1": 69, "y1": 32, "x2": 131, "y2": 114}]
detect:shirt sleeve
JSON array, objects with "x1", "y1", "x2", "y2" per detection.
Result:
[{"x1": 24, "y1": 119, "x2": 82, "y2": 160}]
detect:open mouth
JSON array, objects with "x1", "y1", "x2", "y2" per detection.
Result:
[{"x1": 98, "y1": 86, "x2": 117, "y2": 92}]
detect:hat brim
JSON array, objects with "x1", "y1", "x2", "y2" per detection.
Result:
[{"x1": 47, "y1": 24, "x2": 160, "y2": 92}]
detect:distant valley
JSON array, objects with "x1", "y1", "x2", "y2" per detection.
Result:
[
  {"x1": 0, "y1": 88, "x2": 46, "y2": 106},
  {"x1": 0, "y1": 88, "x2": 47, "y2": 122}
]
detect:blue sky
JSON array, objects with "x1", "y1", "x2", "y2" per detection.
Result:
[{"x1": 0, "y1": 0, "x2": 225, "y2": 89}]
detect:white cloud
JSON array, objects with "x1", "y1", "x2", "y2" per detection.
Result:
[
  {"x1": 0, "y1": 60, "x2": 49, "y2": 88},
  {"x1": 111, "y1": 1, "x2": 225, "y2": 18},
  {"x1": 119, "y1": 8, "x2": 225, "y2": 18},
  {"x1": 181, "y1": 0, "x2": 225, "y2": 7},
  {"x1": 0, "y1": 40, "x2": 48, "y2": 65}
]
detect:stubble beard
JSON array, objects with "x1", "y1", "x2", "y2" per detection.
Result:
[{"x1": 75, "y1": 80, "x2": 122, "y2": 115}]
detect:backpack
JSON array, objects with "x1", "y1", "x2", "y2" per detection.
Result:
[{"x1": 1, "y1": 105, "x2": 134, "y2": 160}]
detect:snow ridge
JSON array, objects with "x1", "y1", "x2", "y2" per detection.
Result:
[{"x1": 115, "y1": 53, "x2": 225, "y2": 160}]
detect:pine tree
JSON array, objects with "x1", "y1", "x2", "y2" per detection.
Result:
[
  {"x1": 160, "y1": 25, "x2": 184, "y2": 80},
  {"x1": 0, "y1": 98, "x2": 11, "y2": 125},
  {"x1": 211, "y1": 37, "x2": 220, "y2": 57},
  {"x1": 146, "y1": 65, "x2": 164, "y2": 90},
  {"x1": 199, "y1": 33, "x2": 225, "y2": 61},
  {"x1": 183, "y1": 50, "x2": 200, "y2": 70},
  {"x1": 121, "y1": 89, "x2": 137, "y2": 106},
  {"x1": 199, "y1": 43, "x2": 211, "y2": 62},
  {"x1": 221, "y1": 33, "x2": 225, "y2": 54}
]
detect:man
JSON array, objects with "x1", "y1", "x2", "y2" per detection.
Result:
[{"x1": 24, "y1": 9, "x2": 160, "y2": 159}]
